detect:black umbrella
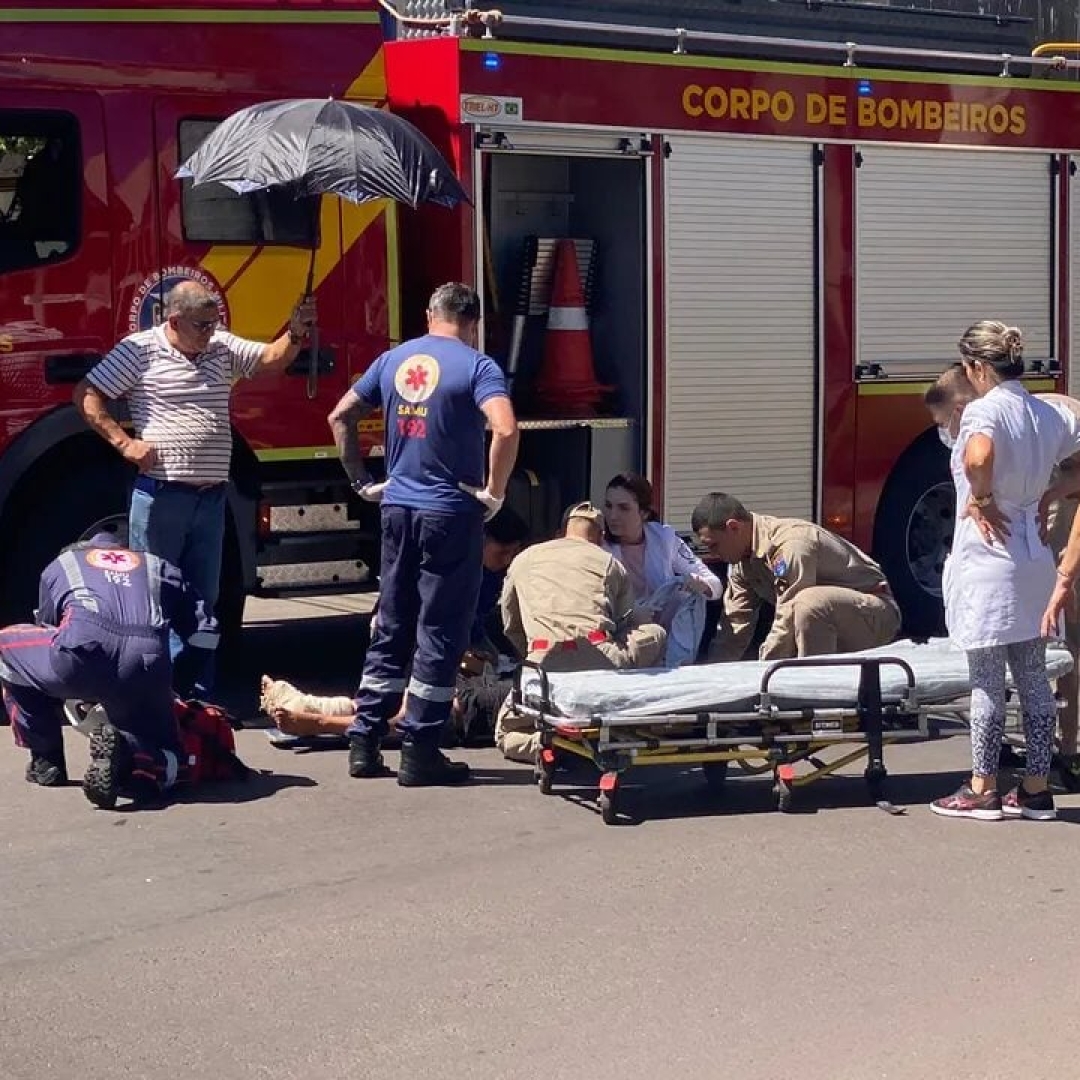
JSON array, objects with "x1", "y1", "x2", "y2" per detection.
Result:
[
  {"x1": 175, "y1": 98, "x2": 469, "y2": 395},
  {"x1": 176, "y1": 97, "x2": 468, "y2": 210}
]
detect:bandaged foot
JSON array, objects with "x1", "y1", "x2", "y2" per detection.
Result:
[{"x1": 259, "y1": 675, "x2": 355, "y2": 718}]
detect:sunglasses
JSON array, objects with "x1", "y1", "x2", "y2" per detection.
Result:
[{"x1": 182, "y1": 316, "x2": 219, "y2": 334}]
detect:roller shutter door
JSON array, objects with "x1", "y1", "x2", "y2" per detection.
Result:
[
  {"x1": 857, "y1": 147, "x2": 1054, "y2": 377},
  {"x1": 663, "y1": 137, "x2": 817, "y2": 528},
  {"x1": 1072, "y1": 156, "x2": 1080, "y2": 395}
]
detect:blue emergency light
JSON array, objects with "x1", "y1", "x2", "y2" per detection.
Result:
[
  {"x1": 483, "y1": 52, "x2": 502, "y2": 71},
  {"x1": 857, "y1": 80, "x2": 873, "y2": 96}
]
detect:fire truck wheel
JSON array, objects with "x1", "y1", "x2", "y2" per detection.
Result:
[
  {"x1": 0, "y1": 442, "x2": 132, "y2": 626},
  {"x1": 872, "y1": 433, "x2": 953, "y2": 639}
]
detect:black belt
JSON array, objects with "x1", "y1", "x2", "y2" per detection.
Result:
[{"x1": 134, "y1": 475, "x2": 226, "y2": 496}]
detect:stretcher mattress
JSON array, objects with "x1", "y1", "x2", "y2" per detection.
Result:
[{"x1": 522, "y1": 638, "x2": 1075, "y2": 719}]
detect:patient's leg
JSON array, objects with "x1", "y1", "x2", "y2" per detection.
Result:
[
  {"x1": 260, "y1": 675, "x2": 355, "y2": 717},
  {"x1": 271, "y1": 705, "x2": 352, "y2": 737}
]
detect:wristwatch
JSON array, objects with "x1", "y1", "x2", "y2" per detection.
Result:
[{"x1": 969, "y1": 493, "x2": 994, "y2": 508}]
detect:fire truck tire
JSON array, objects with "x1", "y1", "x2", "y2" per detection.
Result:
[
  {"x1": 0, "y1": 442, "x2": 132, "y2": 626},
  {"x1": 872, "y1": 433, "x2": 953, "y2": 639}
]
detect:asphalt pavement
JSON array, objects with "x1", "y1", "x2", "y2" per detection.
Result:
[{"x1": 2, "y1": 597, "x2": 1079, "y2": 1080}]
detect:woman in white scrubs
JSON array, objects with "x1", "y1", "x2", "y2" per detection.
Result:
[
  {"x1": 932, "y1": 321, "x2": 1080, "y2": 822},
  {"x1": 602, "y1": 473, "x2": 722, "y2": 666}
]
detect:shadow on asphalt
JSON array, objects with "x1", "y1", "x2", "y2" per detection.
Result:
[
  {"x1": 529, "y1": 765, "x2": 1080, "y2": 828},
  {"x1": 113, "y1": 769, "x2": 320, "y2": 813}
]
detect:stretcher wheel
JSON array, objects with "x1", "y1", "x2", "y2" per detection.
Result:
[
  {"x1": 536, "y1": 766, "x2": 554, "y2": 795},
  {"x1": 703, "y1": 761, "x2": 729, "y2": 791},
  {"x1": 773, "y1": 778, "x2": 794, "y2": 813},
  {"x1": 598, "y1": 791, "x2": 618, "y2": 825}
]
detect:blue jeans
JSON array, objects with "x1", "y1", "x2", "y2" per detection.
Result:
[{"x1": 129, "y1": 478, "x2": 227, "y2": 696}]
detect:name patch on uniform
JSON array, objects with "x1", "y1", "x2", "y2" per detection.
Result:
[{"x1": 85, "y1": 548, "x2": 142, "y2": 573}]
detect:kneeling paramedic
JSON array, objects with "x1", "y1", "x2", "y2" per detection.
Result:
[
  {"x1": 0, "y1": 534, "x2": 218, "y2": 809},
  {"x1": 327, "y1": 282, "x2": 520, "y2": 786},
  {"x1": 694, "y1": 493, "x2": 901, "y2": 661},
  {"x1": 494, "y1": 502, "x2": 667, "y2": 763}
]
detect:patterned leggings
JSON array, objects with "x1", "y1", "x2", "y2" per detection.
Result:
[{"x1": 967, "y1": 639, "x2": 1057, "y2": 779}]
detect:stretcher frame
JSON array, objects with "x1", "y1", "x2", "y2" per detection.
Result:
[{"x1": 511, "y1": 655, "x2": 1062, "y2": 824}]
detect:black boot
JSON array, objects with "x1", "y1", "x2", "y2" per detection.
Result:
[
  {"x1": 348, "y1": 733, "x2": 391, "y2": 778},
  {"x1": 82, "y1": 722, "x2": 131, "y2": 810},
  {"x1": 26, "y1": 746, "x2": 68, "y2": 787},
  {"x1": 397, "y1": 735, "x2": 471, "y2": 788}
]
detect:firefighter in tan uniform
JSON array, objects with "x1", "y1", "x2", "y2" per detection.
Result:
[
  {"x1": 692, "y1": 493, "x2": 901, "y2": 661},
  {"x1": 926, "y1": 366, "x2": 1080, "y2": 769},
  {"x1": 494, "y1": 502, "x2": 667, "y2": 762}
]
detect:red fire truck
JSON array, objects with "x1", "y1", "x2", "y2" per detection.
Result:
[{"x1": 2, "y1": 0, "x2": 1079, "y2": 638}]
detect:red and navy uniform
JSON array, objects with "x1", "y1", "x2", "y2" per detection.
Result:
[{"x1": 0, "y1": 535, "x2": 217, "y2": 786}]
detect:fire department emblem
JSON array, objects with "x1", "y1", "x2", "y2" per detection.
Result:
[
  {"x1": 394, "y1": 354, "x2": 440, "y2": 404},
  {"x1": 86, "y1": 548, "x2": 143, "y2": 573},
  {"x1": 128, "y1": 265, "x2": 229, "y2": 333}
]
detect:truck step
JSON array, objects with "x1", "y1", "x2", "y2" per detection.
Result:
[{"x1": 255, "y1": 558, "x2": 373, "y2": 592}]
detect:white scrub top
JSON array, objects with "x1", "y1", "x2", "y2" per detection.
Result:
[{"x1": 944, "y1": 380, "x2": 1080, "y2": 650}]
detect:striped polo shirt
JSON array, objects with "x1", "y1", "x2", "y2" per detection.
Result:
[{"x1": 86, "y1": 326, "x2": 264, "y2": 485}]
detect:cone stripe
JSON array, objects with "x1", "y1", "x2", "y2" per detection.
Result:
[{"x1": 547, "y1": 305, "x2": 589, "y2": 331}]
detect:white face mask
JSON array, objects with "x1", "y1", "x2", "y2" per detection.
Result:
[{"x1": 938, "y1": 426, "x2": 957, "y2": 450}]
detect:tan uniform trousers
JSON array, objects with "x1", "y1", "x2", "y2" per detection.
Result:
[
  {"x1": 1043, "y1": 495, "x2": 1080, "y2": 754},
  {"x1": 766, "y1": 586, "x2": 901, "y2": 660},
  {"x1": 495, "y1": 624, "x2": 666, "y2": 764}
]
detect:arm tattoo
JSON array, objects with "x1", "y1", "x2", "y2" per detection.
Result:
[{"x1": 329, "y1": 395, "x2": 372, "y2": 487}]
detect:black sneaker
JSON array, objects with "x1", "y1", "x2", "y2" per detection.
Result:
[
  {"x1": 1002, "y1": 785, "x2": 1057, "y2": 821},
  {"x1": 82, "y1": 722, "x2": 130, "y2": 810},
  {"x1": 25, "y1": 749, "x2": 68, "y2": 787},
  {"x1": 930, "y1": 784, "x2": 1003, "y2": 821},
  {"x1": 397, "y1": 737, "x2": 471, "y2": 787},
  {"x1": 347, "y1": 733, "x2": 391, "y2": 778}
]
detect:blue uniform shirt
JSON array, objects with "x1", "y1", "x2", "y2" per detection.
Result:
[{"x1": 353, "y1": 334, "x2": 508, "y2": 514}]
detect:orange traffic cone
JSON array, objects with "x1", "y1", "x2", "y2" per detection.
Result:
[{"x1": 533, "y1": 239, "x2": 610, "y2": 417}]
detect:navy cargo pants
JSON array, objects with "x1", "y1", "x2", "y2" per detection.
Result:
[
  {"x1": 350, "y1": 506, "x2": 483, "y2": 740},
  {"x1": 0, "y1": 611, "x2": 182, "y2": 786}
]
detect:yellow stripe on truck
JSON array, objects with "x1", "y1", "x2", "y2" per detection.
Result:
[
  {"x1": 858, "y1": 378, "x2": 1058, "y2": 396},
  {"x1": 344, "y1": 48, "x2": 387, "y2": 102},
  {"x1": 199, "y1": 48, "x2": 395, "y2": 339}
]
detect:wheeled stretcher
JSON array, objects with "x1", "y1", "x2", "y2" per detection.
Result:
[{"x1": 511, "y1": 639, "x2": 1075, "y2": 824}]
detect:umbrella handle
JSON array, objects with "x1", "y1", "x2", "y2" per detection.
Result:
[{"x1": 304, "y1": 247, "x2": 318, "y2": 400}]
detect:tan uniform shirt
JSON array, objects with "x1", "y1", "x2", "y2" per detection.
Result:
[
  {"x1": 1037, "y1": 393, "x2": 1080, "y2": 507},
  {"x1": 500, "y1": 537, "x2": 635, "y2": 656},
  {"x1": 721, "y1": 514, "x2": 890, "y2": 661}
]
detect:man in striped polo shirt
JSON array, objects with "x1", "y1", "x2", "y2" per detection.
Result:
[{"x1": 73, "y1": 281, "x2": 315, "y2": 692}]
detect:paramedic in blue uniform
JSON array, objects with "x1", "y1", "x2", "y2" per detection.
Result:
[
  {"x1": 327, "y1": 282, "x2": 520, "y2": 786},
  {"x1": 0, "y1": 533, "x2": 218, "y2": 810}
]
